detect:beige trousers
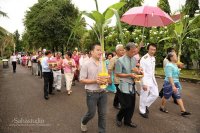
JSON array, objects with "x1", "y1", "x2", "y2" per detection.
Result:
[{"x1": 64, "y1": 72, "x2": 74, "y2": 91}]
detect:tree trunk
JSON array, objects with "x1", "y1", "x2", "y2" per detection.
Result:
[
  {"x1": 178, "y1": 43, "x2": 182, "y2": 62},
  {"x1": 0, "y1": 47, "x2": 3, "y2": 58},
  {"x1": 62, "y1": 44, "x2": 64, "y2": 56},
  {"x1": 186, "y1": 52, "x2": 190, "y2": 69}
]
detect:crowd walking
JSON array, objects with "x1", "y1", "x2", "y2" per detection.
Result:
[{"x1": 9, "y1": 41, "x2": 191, "y2": 133}]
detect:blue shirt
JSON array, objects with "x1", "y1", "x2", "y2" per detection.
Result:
[
  {"x1": 115, "y1": 55, "x2": 136, "y2": 94},
  {"x1": 41, "y1": 56, "x2": 51, "y2": 72},
  {"x1": 164, "y1": 63, "x2": 182, "y2": 89},
  {"x1": 105, "y1": 59, "x2": 110, "y2": 70}
]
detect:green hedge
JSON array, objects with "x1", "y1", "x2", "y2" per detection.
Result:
[{"x1": 155, "y1": 67, "x2": 200, "y2": 80}]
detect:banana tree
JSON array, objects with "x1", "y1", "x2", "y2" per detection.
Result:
[
  {"x1": 84, "y1": 1, "x2": 126, "y2": 73},
  {"x1": 82, "y1": 1, "x2": 126, "y2": 89},
  {"x1": 159, "y1": 14, "x2": 200, "y2": 62},
  {"x1": 109, "y1": 8, "x2": 125, "y2": 45}
]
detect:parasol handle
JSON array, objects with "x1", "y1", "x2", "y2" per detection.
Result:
[
  {"x1": 142, "y1": 26, "x2": 145, "y2": 42},
  {"x1": 142, "y1": 14, "x2": 147, "y2": 44}
]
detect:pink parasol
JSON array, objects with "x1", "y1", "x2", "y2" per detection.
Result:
[{"x1": 121, "y1": 6, "x2": 174, "y2": 40}]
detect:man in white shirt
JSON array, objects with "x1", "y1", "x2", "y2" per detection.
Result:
[
  {"x1": 79, "y1": 52, "x2": 89, "y2": 70},
  {"x1": 10, "y1": 53, "x2": 17, "y2": 73},
  {"x1": 139, "y1": 44, "x2": 158, "y2": 118},
  {"x1": 41, "y1": 50, "x2": 54, "y2": 100}
]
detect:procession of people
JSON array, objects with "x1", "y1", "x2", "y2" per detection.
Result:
[
  {"x1": 9, "y1": 41, "x2": 191, "y2": 133},
  {"x1": 2, "y1": 0, "x2": 198, "y2": 132}
]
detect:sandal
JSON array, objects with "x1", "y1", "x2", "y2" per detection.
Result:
[
  {"x1": 181, "y1": 111, "x2": 191, "y2": 116},
  {"x1": 160, "y1": 107, "x2": 169, "y2": 113}
]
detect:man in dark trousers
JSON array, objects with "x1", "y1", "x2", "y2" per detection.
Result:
[
  {"x1": 41, "y1": 50, "x2": 54, "y2": 100},
  {"x1": 10, "y1": 53, "x2": 17, "y2": 73},
  {"x1": 115, "y1": 42, "x2": 138, "y2": 128},
  {"x1": 80, "y1": 44, "x2": 109, "y2": 133},
  {"x1": 108, "y1": 44, "x2": 124, "y2": 109}
]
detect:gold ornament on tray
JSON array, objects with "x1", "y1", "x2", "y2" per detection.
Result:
[
  {"x1": 48, "y1": 59, "x2": 57, "y2": 68},
  {"x1": 132, "y1": 64, "x2": 144, "y2": 83},
  {"x1": 68, "y1": 61, "x2": 72, "y2": 65},
  {"x1": 98, "y1": 72, "x2": 109, "y2": 89},
  {"x1": 98, "y1": 56, "x2": 109, "y2": 89}
]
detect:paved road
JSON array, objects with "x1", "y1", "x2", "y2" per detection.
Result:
[{"x1": 0, "y1": 64, "x2": 200, "y2": 133}]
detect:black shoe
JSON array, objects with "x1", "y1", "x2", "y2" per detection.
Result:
[
  {"x1": 174, "y1": 99, "x2": 178, "y2": 105},
  {"x1": 116, "y1": 116, "x2": 122, "y2": 127},
  {"x1": 160, "y1": 107, "x2": 169, "y2": 113},
  {"x1": 49, "y1": 92, "x2": 55, "y2": 95},
  {"x1": 140, "y1": 112, "x2": 148, "y2": 118},
  {"x1": 114, "y1": 105, "x2": 121, "y2": 110},
  {"x1": 146, "y1": 106, "x2": 149, "y2": 114},
  {"x1": 57, "y1": 90, "x2": 61, "y2": 92},
  {"x1": 124, "y1": 122, "x2": 137, "y2": 128},
  {"x1": 181, "y1": 111, "x2": 191, "y2": 116},
  {"x1": 44, "y1": 96, "x2": 49, "y2": 100}
]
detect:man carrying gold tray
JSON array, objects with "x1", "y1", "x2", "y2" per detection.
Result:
[
  {"x1": 115, "y1": 42, "x2": 138, "y2": 128},
  {"x1": 80, "y1": 44, "x2": 109, "y2": 133},
  {"x1": 132, "y1": 66, "x2": 144, "y2": 83}
]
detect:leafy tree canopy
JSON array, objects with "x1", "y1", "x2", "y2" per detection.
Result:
[
  {"x1": 157, "y1": 0, "x2": 171, "y2": 15},
  {"x1": 23, "y1": 0, "x2": 85, "y2": 53}
]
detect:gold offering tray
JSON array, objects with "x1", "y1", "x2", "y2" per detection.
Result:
[
  {"x1": 48, "y1": 63, "x2": 57, "y2": 67},
  {"x1": 134, "y1": 74, "x2": 144, "y2": 82}
]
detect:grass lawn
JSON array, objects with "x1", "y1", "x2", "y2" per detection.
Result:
[{"x1": 155, "y1": 67, "x2": 200, "y2": 80}]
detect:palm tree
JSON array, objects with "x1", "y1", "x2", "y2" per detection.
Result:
[{"x1": 0, "y1": 10, "x2": 8, "y2": 17}]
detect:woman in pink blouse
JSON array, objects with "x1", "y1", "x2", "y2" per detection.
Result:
[{"x1": 62, "y1": 52, "x2": 76, "y2": 95}]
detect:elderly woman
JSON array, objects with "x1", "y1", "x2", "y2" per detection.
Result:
[
  {"x1": 62, "y1": 52, "x2": 76, "y2": 95},
  {"x1": 160, "y1": 52, "x2": 191, "y2": 116}
]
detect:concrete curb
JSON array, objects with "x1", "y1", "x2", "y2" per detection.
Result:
[{"x1": 156, "y1": 74, "x2": 200, "y2": 84}]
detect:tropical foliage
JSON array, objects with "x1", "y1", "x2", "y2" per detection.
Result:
[
  {"x1": 159, "y1": 14, "x2": 200, "y2": 62},
  {"x1": 83, "y1": 1, "x2": 126, "y2": 52},
  {"x1": 157, "y1": 0, "x2": 171, "y2": 14},
  {"x1": 0, "y1": 0, "x2": 199, "y2": 72},
  {"x1": 184, "y1": 0, "x2": 199, "y2": 17},
  {"x1": 0, "y1": 27, "x2": 14, "y2": 58}
]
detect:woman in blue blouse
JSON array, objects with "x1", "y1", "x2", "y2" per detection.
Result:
[
  {"x1": 105, "y1": 53, "x2": 113, "y2": 70},
  {"x1": 160, "y1": 52, "x2": 191, "y2": 116},
  {"x1": 105, "y1": 53, "x2": 116, "y2": 93}
]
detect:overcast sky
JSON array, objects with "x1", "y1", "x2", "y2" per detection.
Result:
[{"x1": 0, "y1": 0, "x2": 186, "y2": 35}]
